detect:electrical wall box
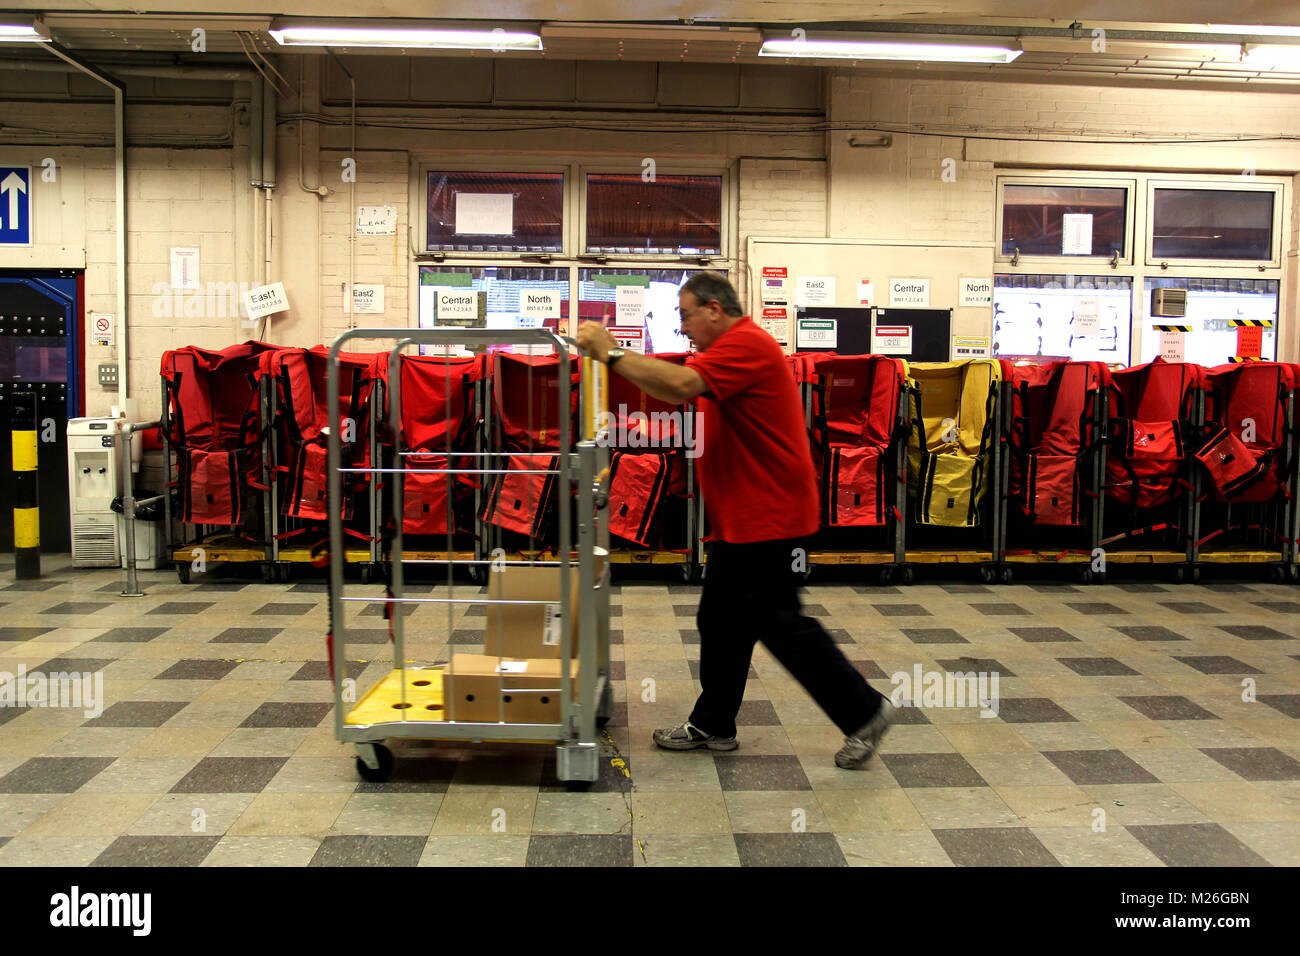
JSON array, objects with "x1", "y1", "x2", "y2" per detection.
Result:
[
  {"x1": 1152, "y1": 289, "x2": 1188, "y2": 317},
  {"x1": 98, "y1": 364, "x2": 119, "y2": 387}
]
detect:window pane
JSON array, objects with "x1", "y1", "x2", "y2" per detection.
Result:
[
  {"x1": 1001, "y1": 184, "x2": 1127, "y2": 257},
  {"x1": 418, "y1": 266, "x2": 570, "y2": 354},
  {"x1": 578, "y1": 268, "x2": 725, "y2": 354},
  {"x1": 1140, "y1": 277, "x2": 1278, "y2": 365},
  {"x1": 586, "y1": 174, "x2": 722, "y2": 255},
  {"x1": 1151, "y1": 188, "x2": 1274, "y2": 260},
  {"x1": 993, "y1": 274, "x2": 1132, "y2": 366},
  {"x1": 426, "y1": 171, "x2": 564, "y2": 253}
]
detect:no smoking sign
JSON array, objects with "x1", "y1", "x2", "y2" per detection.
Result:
[{"x1": 92, "y1": 313, "x2": 114, "y2": 346}]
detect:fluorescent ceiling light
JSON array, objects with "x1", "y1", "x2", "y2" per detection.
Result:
[
  {"x1": 0, "y1": 22, "x2": 49, "y2": 43},
  {"x1": 269, "y1": 26, "x2": 542, "y2": 51},
  {"x1": 1208, "y1": 25, "x2": 1300, "y2": 38},
  {"x1": 760, "y1": 33, "x2": 1021, "y2": 64},
  {"x1": 1242, "y1": 44, "x2": 1300, "y2": 66}
]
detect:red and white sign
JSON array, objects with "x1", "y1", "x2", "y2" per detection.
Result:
[
  {"x1": 1235, "y1": 325, "x2": 1263, "y2": 359},
  {"x1": 761, "y1": 266, "x2": 788, "y2": 278},
  {"x1": 1159, "y1": 330, "x2": 1185, "y2": 363},
  {"x1": 759, "y1": 306, "x2": 790, "y2": 349},
  {"x1": 92, "y1": 312, "x2": 114, "y2": 347},
  {"x1": 608, "y1": 326, "x2": 645, "y2": 354},
  {"x1": 872, "y1": 325, "x2": 912, "y2": 355}
]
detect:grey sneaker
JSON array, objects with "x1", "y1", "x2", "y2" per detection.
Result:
[
  {"x1": 834, "y1": 700, "x2": 895, "y2": 769},
  {"x1": 653, "y1": 720, "x2": 738, "y2": 752}
]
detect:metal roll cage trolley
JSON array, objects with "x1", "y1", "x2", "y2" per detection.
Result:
[{"x1": 325, "y1": 328, "x2": 614, "y2": 785}]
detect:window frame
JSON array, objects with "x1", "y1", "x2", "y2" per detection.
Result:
[
  {"x1": 1143, "y1": 176, "x2": 1285, "y2": 270},
  {"x1": 994, "y1": 173, "x2": 1138, "y2": 268}
]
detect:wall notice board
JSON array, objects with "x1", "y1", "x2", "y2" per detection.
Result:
[{"x1": 747, "y1": 236, "x2": 994, "y2": 358}]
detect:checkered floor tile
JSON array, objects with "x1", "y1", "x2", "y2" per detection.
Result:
[{"x1": 0, "y1": 556, "x2": 1297, "y2": 867}]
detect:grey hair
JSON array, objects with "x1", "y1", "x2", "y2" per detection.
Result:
[{"x1": 681, "y1": 271, "x2": 744, "y2": 317}]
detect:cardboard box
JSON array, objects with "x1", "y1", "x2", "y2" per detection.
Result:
[
  {"x1": 484, "y1": 554, "x2": 607, "y2": 659},
  {"x1": 444, "y1": 652, "x2": 578, "y2": 724}
]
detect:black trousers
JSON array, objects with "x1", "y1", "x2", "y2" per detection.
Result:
[{"x1": 688, "y1": 538, "x2": 885, "y2": 739}]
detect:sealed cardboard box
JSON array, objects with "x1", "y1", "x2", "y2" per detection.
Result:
[
  {"x1": 444, "y1": 652, "x2": 578, "y2": 724},
  {"x1": 484, "y1": 552, "x2": 607, "y2": 659}
]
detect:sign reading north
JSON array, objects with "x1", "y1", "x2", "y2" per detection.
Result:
[{"x1": 0, "y1": 166, "x2": 32, "y2": 246}]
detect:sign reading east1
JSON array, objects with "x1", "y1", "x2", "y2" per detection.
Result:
[
  {"x1": 0, "y1": 166, "x2": 31, "y2": 246},
  {"x1": 608, "y1": 326, "x2": 645, "y2": 354},
  {"x1": 245, "y1": 282, "x2": 290, "y2": 319},
  {"x1": 796, "y1": 318, "x2": 837, "y2": 349},
  {"x1": 796, "y1": 275, "x2": 835, "y2": 307},
  {"x1": 520, "y1": 291, "x2": 561, "y2": 319},
  {"x1": 872, "y1": 324, "x2": 912, "y2": 355},
  {"x1": 958, "y1": 277, "x2": 992, "y2": 308},
  {"x1": 889, "y1": 278, "x2": 930, "y2": 308}
]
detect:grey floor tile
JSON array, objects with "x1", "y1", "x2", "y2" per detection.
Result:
[
  {"x1": 34, "y1": 657, "x2": 114, "y2": 673},
  {"x1": 1258, "y1": 695, "x2": 1300, "y2": 719},
  {"x1": 971, "y1": 604, "x2": 1029, "y2": 616},
  {"x1": 735, "y1": 701, "x2": 781, "y2": 726},
  {"x1": 170, "y1": 757, "x2": 289, "y2": 793},
  {"x1": 155, "y1": 659, "x2": 241, "y2": 680},
  {"x1": 850, "y1": 659, "x2": 889, "y2": 679},
  {"x1": 1119, "y1": 696, "x2": 1220, "y2": 720},
  {"x1": 1220, "y1": 625, "x2": 1292, "y2": 641},
  {"x1": 92, "y1": 627, "x2": 170, "y2": 643},
  {"x1": 43, "y1": 602, "x2": 111, "y2": 615},
  {"x1": 210, "y1": 627, "x2": 282, "y2": 643},
  {"x1": 1157, "y1": 602, "x2": 1224, "y2": 615},
  {"x1": 356, "y1": 757, "x2": 458, "y2": 794},
  {"x1": 733, "y1": 832, "x2": 847, "y2": 866},
  {"x1": 1113, "y1": 626, "x2": 1189, "y2": 642},
  {"x1": 823, "y1": 628, "x2": 856, "y2": 644},
  {"x1": 1252, "y1": 601, "x2": 1300, "y2": 615},
  {"x1": 526, "y1": 834, "x2": 633, "y2": 866},
  {"x1": 942, "y1": 585, "x2": 991, "y2": 594},
  {"x1": 935, "y1": 657, "x2": 1017, "y2": 677},
  {"x1": 1126, "y1": 823, "x2": 1269, "y2": 867},
  {"x1": 714, "y1": 755, "x2": 811, "y2": 791},
  {"x1": 240, "y1": 703, "x2": 333, "y2": 729},
  {"x1": 879, "y1": 752, "x2": 987, "y2": 787},
  {"x1": 933, "y1": 827, "x2": 1060, "y2": 866},
  {"x1": 147, "y1": 602, "x2": 216, "y2": 615},
  {"x1": 1172, "y1": 656, "x2": 1262, "y2": 675},
  {"x1": 1066, "y1": 603, "x2": 1128, "y2": 615},
  {"x1": 91, "y1": 835, "x2": 221, "y2": 867},
  {"x1": 93, "y1": 701, "x2": 190, "y2": 728},
  {"x1": 0, "y1": 627, "x2": 54, "y2": 641},
  {"x1": 4, "y1": 580, "x2": 66, "y2": 591},
  {"x1": 1043, "y1": 750, "x2": 1159, "y2": 785},
  {"x1": 0, "y1": 757, "x2": 116, "y2": 793},
  {"x1": 902, "y1": 628, "x2": 969, "y2": 645},
  {"x1": 1009, "y1": 627, "x2": 1080, "y2": 643},
  {"x1": 873, "y1": 604, "x2": 931, "y2": 617},
  {"x1": 1200, "y1": 747, "x2": 1300, "y2": 781},
  {"x1": 997, "y1": 698, "x2": 1077, "y2": 723},
  {"x1": 254, "y1": 603, "x2": 315, "y2": 616},
  {"x1": 309, "y1": 835, "x2": 426, "y2": 866},
  {"x1": 1057, "y1": 658, "x2": 1140, "y2": 677}
]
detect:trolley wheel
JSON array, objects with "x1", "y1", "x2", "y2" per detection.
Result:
[
  {"x1": 680, "y1": 563, "x2": 693, "y2": 584},
  {"x1": 278, "y1": 563, "x2": 294, "y2": 584},
  {"x1": 999, "y1": 567, "x2": 1013, "y2": 585},
  {"x1": 175, "y1": 562, "x2": 191, "y2": 584},
  {"x1": 468, "y1": 564, "x2": 485, "y2": 584},
  {"x1": 1289, "y1": 565, "x2": 1300, "y2": 583},
  {"x1": 1079, "y1": 568, "x2": 1093, "y2": 585},
  {"x1": 900, "y1": 567, "x2": 915, "y2": 586},
  {"x1": 1268, "y1": 566, "x2": 1285, "y2": 584},
  {"x1": 1173, "y1": 566, "x2": 1185, "y2": 584},
  {"x1": 360, "y1": 564, "x2": 373, "y2": 585},
  {"x1": 355, "y1": 744, "x2": 394, "y2": 783},
  {"x1": 878, "y1": 566, "x2": 894, "y2": 586},
  {"x1": 1190, "y1": 566, "x2": 1201, "y2": 584},
  {"x1": 979, "y1": 566, "x2": 996, "y2": 585},
  {"x1": 261, "y1": 562, "x2": 276, "y2": 584}
]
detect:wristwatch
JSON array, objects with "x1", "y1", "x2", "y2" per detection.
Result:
[{"x1": 606, "y1": 347, "x2": 627, "y2": 369}]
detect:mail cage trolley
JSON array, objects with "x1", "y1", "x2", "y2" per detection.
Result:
[{"x1": 325, "y1": 328, "x2": 614, "y2": 785}]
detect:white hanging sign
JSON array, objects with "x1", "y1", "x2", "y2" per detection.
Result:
[
  {"x1": 350, "y1": 283, "x2": 385, "y2": 315},
  {"x1": 889, "y1": 278, "x2": 930, "y2": 308},
  {"x1": 245, "y1": 281, "x2": 290, "y2": 319},
  {"x1": 1062, "y1": 213, "x2": 1093, "y2": 255},
  {"x1": 958, "y1": 277, "x2": 992, "y2": 308},
  {"x1": 355, "y1": 205, "x2": 397, "y2": 236},
  {"x1": 1073, "y1": 297, "x2": 1100, "y2": 336},
  {"x1": 872, "y1": 324, "x2": 912, "y2": 355},
  {"x1": 615, "y1": 285, "x2": 645, "y2": 323},
  {"x1": 520, "y1": 290, "x2": 561, "y2": 319}
]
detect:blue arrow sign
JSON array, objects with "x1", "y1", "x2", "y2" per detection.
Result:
[{"x1": 0, "y1": 166, "x2": 32, "y2": 245}]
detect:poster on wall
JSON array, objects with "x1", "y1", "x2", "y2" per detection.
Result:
[
  {"x1": 761, "y1": 266, "x2": 790, "y2": 302},
  {"x1": 796, "y1": 275, "x2": 836, "y2": 307},
  {"x1": 952, "y1": 335, "x2": 990, "y2": 359},
  {"x1": 1073, "y1": 297, "x2": 1100, "y2": 336},
  {"x1": 170, "y1": 247, "x2": 200, "y2": 291},
  {"x1": 615, "y1": 285, "x2": 646, "y2": 324},
  {"x1": 760, "y1": 306, "x2": 791, "y2": 349},
  {"x1": 1062, "y1": 214, "x2": 1093, "y2": 255},
  {"x1": 454, "y1": 193, "x2": 513, "y2": 235},
  {"x1": 246, "y1": 282, "x2": 290, "y2": 320},
  {"x1": 1159, "y1": 329, "x2": 1186, "y2": 362}
]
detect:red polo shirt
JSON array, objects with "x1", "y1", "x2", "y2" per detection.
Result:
[{"x1": 686, "y1": 317, "x2": 819, "y2": 544}]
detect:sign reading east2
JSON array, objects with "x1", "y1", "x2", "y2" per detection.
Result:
[{"x1": 0, "y1": 166, "x2": 32, "y2": 246}]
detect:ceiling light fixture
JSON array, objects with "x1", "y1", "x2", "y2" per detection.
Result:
[
  {"x1": 1242, "y1": 43, "x2": 1300, "y2": 67},
  {"x1": 0, "y1": 21, "x2": 50, "y2": 43},
  {"x1": 759, "y1": 32, "x2": 1021, "y2": 64},
  {"x1": 269, "y1": 24, "x2": 542, "y2": 51}
]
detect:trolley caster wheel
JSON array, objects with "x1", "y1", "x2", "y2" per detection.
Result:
[
  {"x1": 999, "y1": 567, "x2": 1013, "y2": 585},
  {"x1": 261, "y1": 563, "x2": 276, "y2": 584},
  {"x1": 360, "y1": 564, "x2": 373, "y2": 585},
  {"x1": 1190, "y1": 567, "x2": 1201, "y2": 584},
  {"x1": 1079, "y1": 568, "x2": 1093, "y2": 585},
  {"x1": 175, "y1": 563, "x2": 191, "y2": 584},
  {"x1": 680, "y1": 564, "x2": 693, "y2": 584},
  {"x1": 1289, "y1": 565, "x2": 1300, "y2": 583},
  {"x1": 355, "y1": 744, "x2": 394, "y2": 783},
  {"x1": 278, "y1": 563, "x2": 294, "y2": 583},
  {"x1": 467, "y1": 564, "x2": 485, "y2": 585},
  {"x1": 878, "y1": 566, "x2": 893, "y2": 586},
  {"x1": 979, "y1": 566, "x2": 996, "y2": 585},
  {"x1": 899, "y1": 567, "x2": 915, "y2": 586}
]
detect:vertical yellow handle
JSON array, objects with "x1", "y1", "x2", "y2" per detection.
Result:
[{"x1": 582, "y1": 356, "x2": 608, "y2": 442}]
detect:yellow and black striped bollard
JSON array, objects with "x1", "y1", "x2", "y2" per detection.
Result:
[{"x1": 11, "y1": 391, "x2": 40, "y2": 579}]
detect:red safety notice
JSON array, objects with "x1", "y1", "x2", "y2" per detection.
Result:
[
  {"x1": 1235, "y1": 325, "x2": 1263, "y2": 359},
  {"x1": 762, "y1": 266, "x2": 788, "y2": 278}
]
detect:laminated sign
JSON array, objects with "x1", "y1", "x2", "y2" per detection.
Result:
[
  {"x1": 872, "y1": 325, "x2": 911, "y2": 355},
  {"x1": 543, "y1": 604, "x2": 562, "y2": 647},
  {"x1": 796, "y1": 318, "x2": 836, "y2": 349},
  {"x1": 608, "y1": 327, "x2": 645, "y2": 353},
  {"x1": 245, "y1": 282, "x2": 290, "y2": 320}
]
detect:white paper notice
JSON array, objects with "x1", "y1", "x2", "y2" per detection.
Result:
[
  {"x1": 952, "y1": 335, "x2": 990, "y2": 359},
  {"x1": 349, "y1": 284, "x2": 385, "y2": 315},
  {"x1": 615, "y1": 285, "x2": 645, "y2": 323},
  {"x1": 245, "y1": 282, "x2": 290, "y2": 320},
  {"x1": 355, "y1": 205, "x2": 397, "y2": 236},
  {"x1": 872, "y1": 325, "x2": 912, "y2": 355},
  {"x1": 858, "y1": 280, "x2": 875, "y2": 306},
  {"x1": 91, "y1": 313, "x2": 114, "y2": 347},
  {"x1": 889, "y1": 278, "x2": 930, "y2": 308},
  {"x1": 797, "y1": 275, "x2": 836, "y2": 307},
  {"x1": 542, "y1": 604, "x2": 561, "y2": 647},
  {"x1": 1159, "y1": 329, "x2": 1186, "y2": 362},
  {"x1": 455, "y1": 193, "x2": 514, "y2": 235},
  {"x1": 436, "y1": 289, "x2": 480, "y2": 322},
  {"x1": 519, "y1": 290, "x2": 561, "y2": 319},
  {"x1": 1062, "y1": 214, "x2": 1093, "y2": 255},
  {"x1": 170, "y1": 247, "x2": 200, "y2": 291},
  {"x1": 761, "y1": 266, "x2": 790, "y2": 302},
  {"x1": 495, "y1": 660, "x2": 530, "y2": 674},
  {"x1": 1073, "y1": 297, "x2": 1100, "y2": 336},
  {"x1": 608, "y1": 326, "x2": 645, "y2": 354},
  {"x1": 959, "y1": 278, "x2": 992, "y2": 308},
  {"x1": 760, "y1": 307, "x2": 790, "y2": 348},
  {"x1": 796, "y1": 318, "x2": 837, "y2": 350}
]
